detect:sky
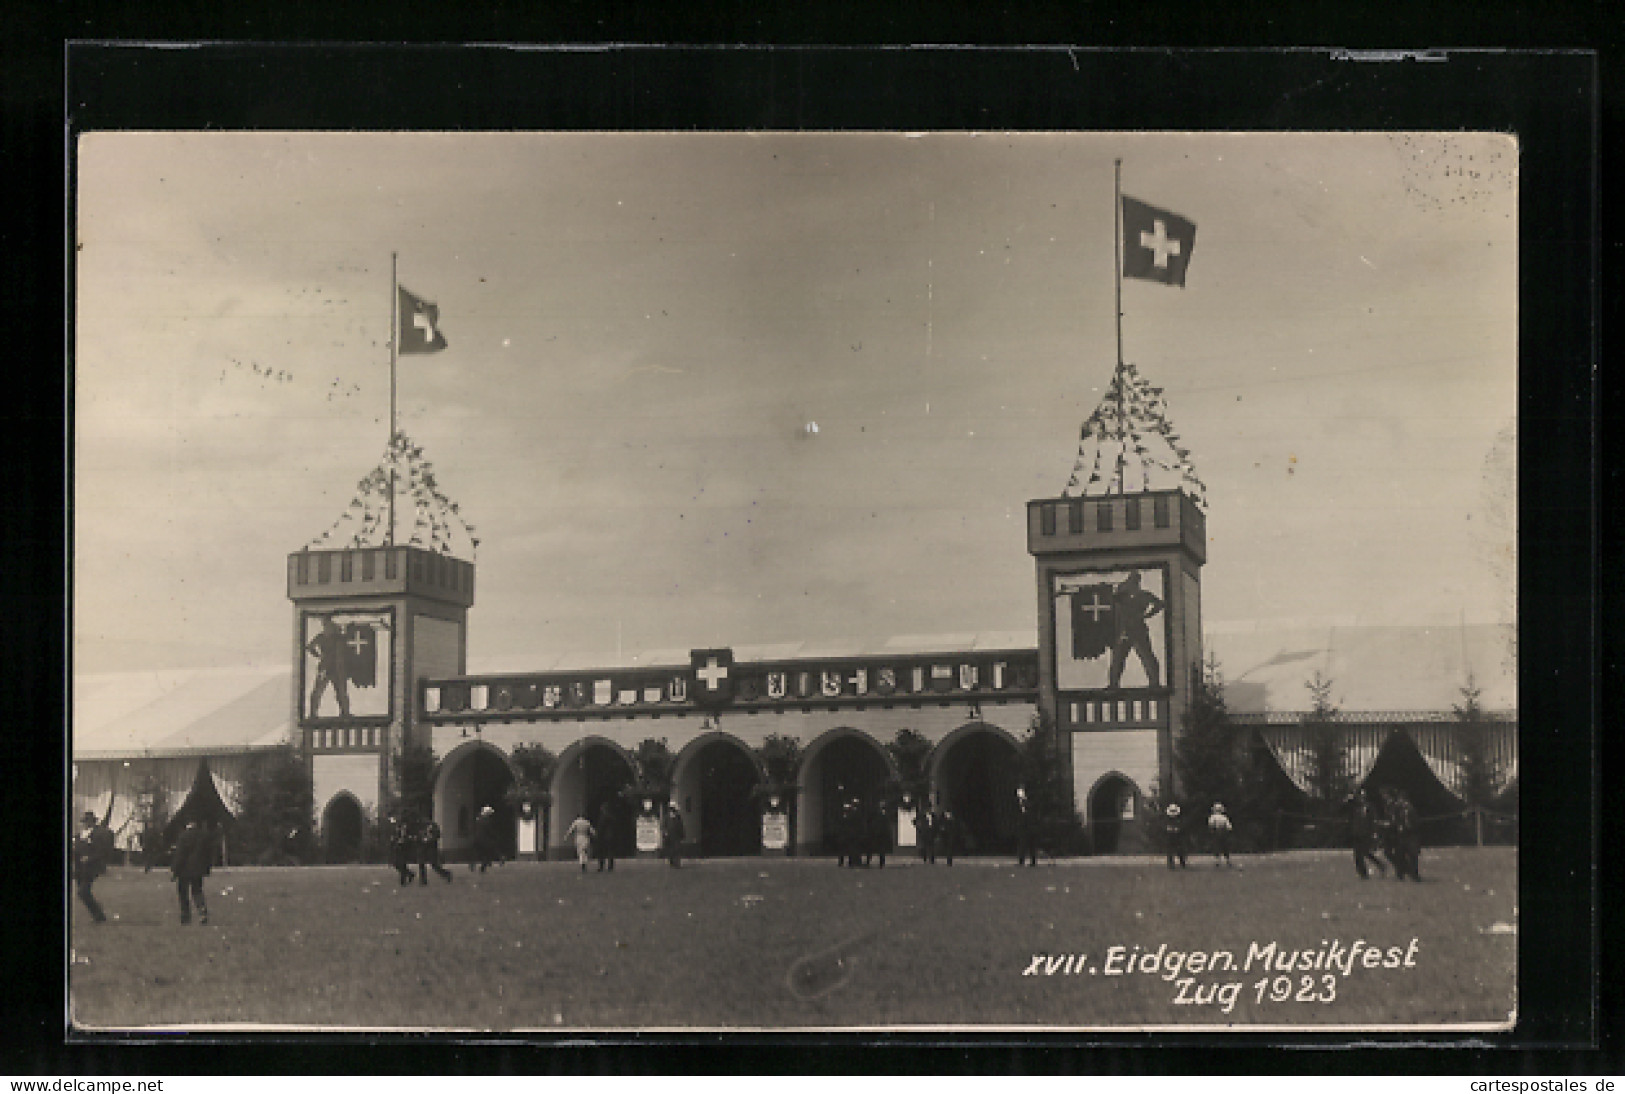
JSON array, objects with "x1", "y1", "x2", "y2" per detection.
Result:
[{"x1": 74, "y1": 131, "x2": 1517, "y2": 689}]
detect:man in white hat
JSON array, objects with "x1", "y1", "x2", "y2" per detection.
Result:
[
  {"x1": 1207, "y1": 802, "x2": 1234, "y2": 867},
  {"x1": 1163, "y1": 803, "x2": 1188, "y2": 870},
  {"x1": 470, "y1": 804, "x2": 500, "y2": 873}
]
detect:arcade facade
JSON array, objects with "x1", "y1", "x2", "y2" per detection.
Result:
[{"x1": 289, "y1": 485, "x2": 1206, "y2": 859}]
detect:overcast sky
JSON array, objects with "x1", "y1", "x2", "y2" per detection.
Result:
[{"x1": 74, "y1": 131, "x2": 1517, "y2": 678}]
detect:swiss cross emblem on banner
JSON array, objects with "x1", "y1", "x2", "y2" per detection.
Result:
[
  {"x1": 691, "y1": 648, "x2": 734, "y2": 707},
  {"x1": 1070, "y1": 583, "x2": 1117, "y2": 661},
  {"x1": 341, "y1": 624, "x2": 377, "y2": 687}
]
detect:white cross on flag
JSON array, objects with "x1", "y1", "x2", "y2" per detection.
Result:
[
  {"x1": 1122, "y1": 196, "x2": 1197, "y2": 287},
  {"x1": 398, "y1": 286, "x2": 449, "y2": 353}
]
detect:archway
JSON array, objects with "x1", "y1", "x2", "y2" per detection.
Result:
[
  {"x1": 551, "y1": 738, "x2": 637, "y2": 858},
  {"x1": 321, "y1": 792, "x2": 364, "y2": 863},
  {"x1": 797, "y1": 729, "x2": 896, "y2": 855},
  {"x1": 673, "y1": 735, "x2": 764, "y2": 857},
  {"x1": 435, "y1": 742, "x2": 519, "y2": 860},
  {"x1": 1088, "y1": 773, "x2": 1139, "y2": 854},
  {"x1": 932, "y1": 725, "x2": 1022, "y2": 855}
]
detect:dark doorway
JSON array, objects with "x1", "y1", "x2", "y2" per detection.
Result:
[
  {"x1": 694, "y1": 740, "x2": 761, "y2": 857},
  {"x1": 1089, "y1": 775, "x2": 1135, "y2": 854},
  {"x1": 467, "y1": 748, "x2": 518, "y2": 860},
  {"x1": 939, "y1": 731, "x2": 1020, "y2": 855},
  {"x1": 816, "y1": 735, "x2": 890, "y2": 854},
  {"x1": 322, "y1": 795, "x2": 364, "y2": 863},
  {"x1": 581, "y1": 745, "x2": 636, "y2": 858}
]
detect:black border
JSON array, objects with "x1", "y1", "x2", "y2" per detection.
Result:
[{"x1": 17, "y1": 30, "x2": 1601, "y2": 1076}]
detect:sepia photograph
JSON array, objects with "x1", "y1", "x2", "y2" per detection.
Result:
[{"x1": 71, "y1": 128, "x2": 1519, "y2": 1032}]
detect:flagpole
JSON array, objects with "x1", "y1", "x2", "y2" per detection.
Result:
[
  {"x1": 1114, "y1": 159, "x2": 1124, "y2": 370},
  {"x1": 389, "y1": 251, "x2": 398, "y2": 548},
  {"x1": 1113, "y1": 159, "x2": 1127, "y2": 495}
]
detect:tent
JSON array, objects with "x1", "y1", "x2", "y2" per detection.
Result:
[{"x1": 161, "y1": 758, "x2": 237, "y2": 848}]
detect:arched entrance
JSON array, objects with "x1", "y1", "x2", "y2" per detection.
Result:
[
  {"x1": 321, "y1": 792, "x2": 364, "y2": 863},
  {"x1": 551, "y1": 738, "x2": 637, "y2": 858},
  {"x1": 798, "y1": 729, "x2": 896, "y2": 855},
  {"x1": 673, "y1": 735, "x2": 763, "y2": 857},
  {"x1": 932, "y1": 725, "x2": 1022, "y2": 855},
  {"x1": 1088, "y1": 773, "x2": 1138, "y2": 854},
  {"x1": 436, "y1": 742, "x2": 519, "y2": 860}
]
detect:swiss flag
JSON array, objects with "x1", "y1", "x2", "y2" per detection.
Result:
[
  {"x1": 398, "y1": 286, "x2": 449, "y2": 353},
  {"x1": 1122, "y1": 196, "x2": 1197, "y2": 287},
  {"x1": 342, "y1": 624, "x2": 377, "y2": 687}
]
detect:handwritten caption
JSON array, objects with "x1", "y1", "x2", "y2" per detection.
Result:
[{"x1": 1021, "y1": 938, "x2": 1421, "y2": 1014}]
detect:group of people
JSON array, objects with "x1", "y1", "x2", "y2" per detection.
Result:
[
  {"x1": 73, "y1": 806, "x2": 220, "y2": 926},
  {"x1": 1157, "y1": 787, "x2": 1423, "y2": 880},
  {"x1": 1160, "y1": 802, "x2": 1235, "y2": 870},
  {"x1": 1349, "y1": 786, "x2": 1423, "y2": 881},
  {"x1": 387, "y1": 811, "x2": 456, "y2": 886},
  {"x1": 564, "y1": 800, "x2": 689, "y2": 871},
  {"x1": 833, "y1": 797, "x2": 893, "y2": 868}
]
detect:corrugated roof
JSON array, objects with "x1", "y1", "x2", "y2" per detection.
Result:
[
  {"x1": 1211, "y1": 623, "x2": 1515, "y2": 713},
  {"x1": 73, "y1": 667, "x2": 293, "y2": 759}
]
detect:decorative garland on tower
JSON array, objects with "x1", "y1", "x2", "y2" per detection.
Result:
[
  {"x1": 1062, "y1": 360, "x2": 1206, "y2": 507},
  {"x1": 308, "y1": 430, "x2": 479, "y2": 558}
]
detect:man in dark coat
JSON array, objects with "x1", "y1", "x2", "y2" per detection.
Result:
[
  {"x1": 416, "y1": 817, "x2": 452, "y2": 884},
  {"x1": 934, "y1": 807, "x2": 956, "y2": 867},
  {"x1": 595, "y1": 800, "x2": 619, "y2": 872},
  {"x1": 470, "y1": 805, "x2": 499, "y2": 873},
  {"x1": 72, "y1": 808, "x2": 115, "y2": 924},
  {"x1": 865, "y1": 799, "x2": 892, "y2": 869},
  {"x1": 1014, "y1": 787, "x2": 1038, "y2": 867},
  {"x1": 662, "y1": 805, "x2": 686, "y2": 869},
  {"x1": 915, "y1": 803, "x2": 935, "y2": 864},
  {"x1": 835, "y1": 798, "x2": 863, "y2": 868},
  {"x1": 390, "y1": 815, "x2": 417, "y2": 885},
  {"x1": 1348, "y1": 791, "x2": 1387, "y2": 879},
  {"x1": 1385, "y1": 790, "x2": 1422, "y2": 882},
  {"x1": 1163, "y1": 803, "x2": 1188, "y2": 869},
  {"x1": 170, "y1": 819, "x2": 214, "y2": 925}
]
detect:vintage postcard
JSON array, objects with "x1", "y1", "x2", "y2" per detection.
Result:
[{"x1": 71, "y1": 129, "x2": 1517, "y2": 1031}]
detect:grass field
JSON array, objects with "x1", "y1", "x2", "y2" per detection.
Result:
[{"x1": 69, "y1": 847, "x2": 1515, "y2": 1031}]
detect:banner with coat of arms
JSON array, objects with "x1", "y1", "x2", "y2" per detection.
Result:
[{"x1": 1054, "y1": 566, "x2": 1169, "y2": 692}]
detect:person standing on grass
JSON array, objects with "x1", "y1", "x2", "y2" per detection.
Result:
[
  {"x1": 662, "y1": 804, "x2": 686, "y2": 869},
  {"x1": 935, "y1": 808, "x2": 957, "y2": 867},
  {"x1": 390, "y1": 814, "x2": 417, "y2": 885},
  {"x1": 1163, "y1": 803, "x2": 1188, "y2": 870},
  {"x1": 595, "y1": 800, "x2": 619, "y2": 872},
  {"x1": 72, "y1": 808, "x2": 115, "y2": 924},
  {"x1": 470, "y1": 805, "x2": 499, "y2": 873},
  {"x1": 865, "y1": 797, "x2": 892, "y2": 869},
  {"x1": 1385, "y1": 790, "x2": 1422, "y2": 882},
  {"x1": 566, "y1": 812, "x2": 596, "y2": 872},
  {"x1": 915, "y1": 802, "x2": 935, "y2": 864},
  {"x1": 1014, "y1": 787, "x2": 1038, "y2": 867},
  {"x1": 1348, "y1": 790, "x2": 1387, "y2": 879},
  {"x1": 170, "y1": 818, "x2": 214, "y2": 925},
  {"x1": 1207, "y1": 802, "x2": 1234, "y2": 867},
  {"x1": 416, "y1": 817, "x2": 453, "y2": 884}
]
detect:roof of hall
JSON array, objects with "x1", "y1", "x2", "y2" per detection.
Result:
[{"x1": 73, "y1": 666, "x2": 293, "y2": 760}]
